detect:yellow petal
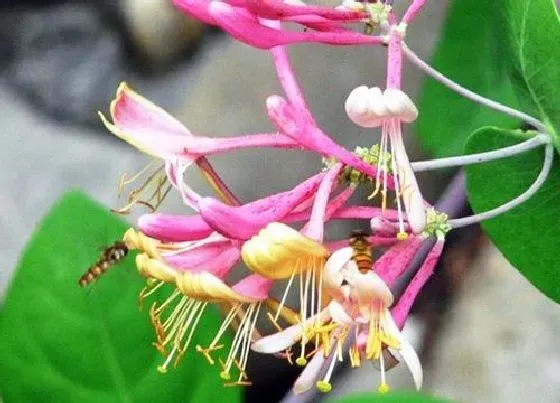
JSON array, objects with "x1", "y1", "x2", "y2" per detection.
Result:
[
  {"x1": 175, "y1": 270, "x2": 260, "y2": 303},
  {"x1": 241, "y1": 222, "x2": 329, "y2": 279}
]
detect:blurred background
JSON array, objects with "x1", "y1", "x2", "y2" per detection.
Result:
[{"x1": 1, "y1": 1, "x2": 560, "y2": 402}]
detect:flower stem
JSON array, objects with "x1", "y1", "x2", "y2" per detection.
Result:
[
  {"x1": 448, "y1": 142, "x2": 554, "y2": 229},
  {"x1": 401, "y1": 0, "x2": 427, "y2": 24},
  {"x1": 401, "y1": 43, "x2": 547, "y2": 132},
  {"x1": 195, "y1": 157, "x2": 241, "y2": 206},
  {"x1": 386, "y1": 29, "x2": 403, "y2": 89},
  {"x1": 411, "y1": 134, "x2": 550, "y2": 172}
]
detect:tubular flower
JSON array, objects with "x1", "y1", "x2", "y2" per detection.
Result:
[
  {"x1": 241, "y1": 163, "x2": 356, "y2": 366},
  {"x1": 252, "y1": 239, "x2": 424, "y2": 394},
  {"x1": 121, "y1": 227, "x2": 274, "y2": 384},
  {"x1": 345, "y1": 86, "x2": 426, "y2": 236},
  {"x1": 100, "y1": 82, "x2": 299, "y2": 212},
  {"x1": 172, "y1": 0, "x2": 390, "y2": 49}
]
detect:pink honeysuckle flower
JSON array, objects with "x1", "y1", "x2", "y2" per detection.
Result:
[
  {"x1": 251, "y1": 238, "x2": 424, "y2": 394},
  {"x1": 345, "y1": 85, "x2": 426, "y2": 236},
  {"x1": 100, "y1": 82, "x2": 300, "y2": 211},
  {"x1": 121, "y1": 227, "x2": 275, "y2": 383},
  {"x1": 172, "y1": 0, "x2": 388, "y2": 49}
]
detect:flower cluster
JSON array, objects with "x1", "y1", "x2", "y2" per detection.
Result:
[{"x1": 97, "y1": 0, "x2": 449, "y2": 396}]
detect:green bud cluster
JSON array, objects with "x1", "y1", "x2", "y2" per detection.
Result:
[
  {"x1": 422, "y1": 208, "x2": 451, "y2": 239},
  {"x1": 322, "y1": 144, "x2": 392, "y2": 185}
]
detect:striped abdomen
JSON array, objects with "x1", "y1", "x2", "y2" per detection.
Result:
[{"x1": 78, "y1": 241, "x2": 128, "y2": 287}]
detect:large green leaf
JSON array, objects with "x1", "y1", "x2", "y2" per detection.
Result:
[
  {"x1": 495, "y1": 0, "x2": 560, "y2": 149},
  {"x1": 0, "y1": 191, "x2": 241, "y2": 403},
  {"x1": 330, "y1": 392, "x2": 450, "y2": 403},
  {"x1": 465, "y1": 127, "x2": 560, "y2": 302},
  {"x1": 416, "y1": 0, "x2": 519, "y2": 157}
]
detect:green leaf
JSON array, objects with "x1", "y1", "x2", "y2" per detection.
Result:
[
  {"x1": 0, "y1": 191, "x2": 241, "y2": 403},
  {"x1": 416, "y1": 1, "x2": 520, "y2": 157},
  {"x1": 329, "y1": 391, "x2": 450, "y2": 403},
  {"x1": 465, "y1": 128, "x2": 560, "y2": 303},
  {"x1": 495, "y1": 0, "x2": 560, "y2": 149}
]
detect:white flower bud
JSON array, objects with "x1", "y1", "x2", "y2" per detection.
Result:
[
  {"x1": 384, "y1": 88, "x2": 418, "y2": 123},
  {"x1": 346, "y1": 86, "x2": 388, "y2": 128}
]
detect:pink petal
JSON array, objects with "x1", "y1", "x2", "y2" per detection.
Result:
[
  {"x1": 391, "y1": 238, "x2": 445, "y2": 328},
  {"x1": 198, "y1": 172, "x2": 325, "y2": 239},
  {"x1": 210, "y1": 2, "x2": 384, "y2": 49},
  {"x1": 373, "y1": 236, "x2": 424, "y2": 288},
  {"x1": 245, "y1": 0, "x2": 366, "y2": 21},
  {"x1": 171, "y1": 0, "x2": 217, "y2": 25},
  {"x1": 138, "y1": 212, "x2": 213, "y2": 241},
  {"x1": 165, "y1": 243, "x2": 241, "y2": 279},
  {"x1": 182, "y1": 132, "x2": 300, "y2": 155},
  {"x1": 267, "y1": 96, "x2": 394, "y2": 187},
  {"x1": 100, "y1": 83, "x2": 195, "y2": 160},
  {"x1": 231, "y1": 274, "x2": 274, "y2": 300},
  {"x1": 301, "y1": 163, "x2": 344, "y2": 241}
]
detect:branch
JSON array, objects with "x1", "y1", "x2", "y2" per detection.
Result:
[
  {"x1": 411, "y1": 134, "x2": 550, "y2": 172},
  {"x1": 402, "y1": 43, "x2": 547, "y2": 132},
  {"x1": 448, "y1": 142, "x2": 554, "y2": 229}
]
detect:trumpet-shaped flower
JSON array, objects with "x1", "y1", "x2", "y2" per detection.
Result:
[
  {"x1": 172, "y1": 0, "x2": 389, "y2": 49},
  {"x1": 345, "y1": 86, "x2": 426, "y2": 235},
  {"x1": 100, "y1": 82, "x2": 299, "y2": 212},
  {"x1": 122, "y1": 227, "x2": 274, "y2": 383},
  {"x1": 252, "y1": 239, "x2": 425, "y2": 394}
]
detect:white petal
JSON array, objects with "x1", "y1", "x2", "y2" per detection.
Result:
[
  {"x1": 328, "y1": 300, "x2": 353, "y2": 325},
  {"x1": 251, "y1": 309, "x2": 330, "y2": 354},
  {"x1": 251, "y1": 323, "x2": 303, "y2": 353},
  {"x1": 348, "y1": 271, "x2": 393, "y2": 307},
  {"x1": 293, "y1": 349, "x2": 326, "y2": 394},
  {"x1": 345, "y1": 86, "x2": 379, "y2": 128},
  {"x1": 383, "y1": 88, "x2": 418, "y2": 122},
  {"x1": 368, "y1": 86, "x2": 389, "y2": 119},
  {"x1": 384, "y1": 311, "x2": 423, "y2": 390},
  {"x1": 323, "y1": 247, "x2": 353, "y2": 295}
]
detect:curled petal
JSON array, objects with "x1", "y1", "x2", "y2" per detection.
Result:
[
  {"x1": 175, "y1": 270, "x2": 261, "y2": 303},
  {"x1": 293, "y1": 349, "x2": 326, "y2": 394},
  {"x1": 100, "y1": 82, "x2": 195, "y2": 160},
  {"x1": 242, "y1": 222, "x2": 329, "y2": 279},
  {"x1": 323, "y1": 247, "x2": 353, "y2": 295},
  {"x1": 251, "y1": 322, "x2": 303, "y2": 353},
  {"x1": 383, "y1": 311, "x2": 423, "y2": 390},
  {"x1": 252, "y1": 308, "x2": 330, "y2": 353},
  {"x1": 123, "y1": 228, "x2": 161, "y2": 258},
  {"x1": 135, "y1": 253, "x2": 178, "y2": 283}
]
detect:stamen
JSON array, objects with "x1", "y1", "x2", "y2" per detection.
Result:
[
  {"x1": 377, "y1": 351, "x2": 390, "y2": 394},
  {"x1": 220, "y1": 303, "x2": 261, "y2": 384},
  {"x1": 138, "y1": 278, "x2": 165, "y2": 309},
  {"x1": 112, "y1": 162, "x2": 169, "y2": 214},
  {"x1": 197, "y1": 304, "x2": 242, "y2": 365},
  {"x1": 275, "y1": 267, "x2": 297, "y2": 322},
  {"x1": 388, "y1": 121, "x2": 405, "y2": 236}
]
